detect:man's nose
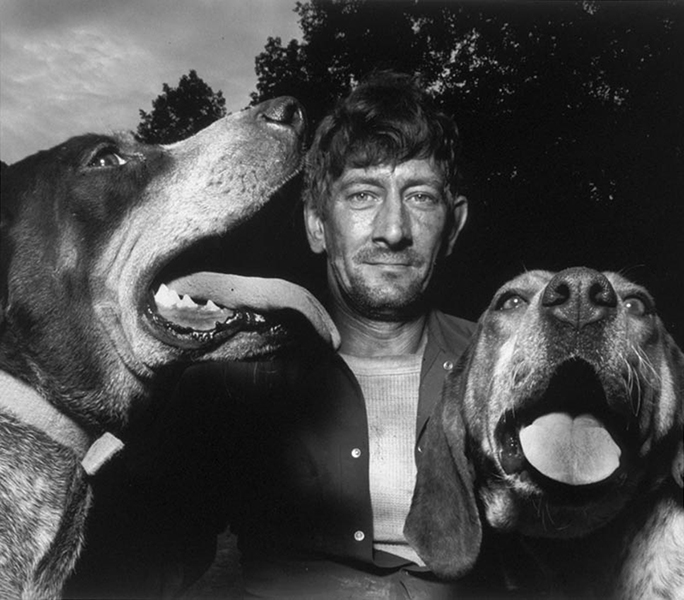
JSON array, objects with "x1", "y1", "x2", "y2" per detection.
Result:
[{"x1": 372, "y1": 195, "x2": 411, "y2": 248}]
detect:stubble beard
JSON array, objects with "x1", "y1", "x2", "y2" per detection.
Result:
[{"x1": 340, "y1": 268, "x2": 430, "y2": 321}]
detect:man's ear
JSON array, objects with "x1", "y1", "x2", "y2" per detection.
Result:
[
  {"x1": 444, "y1": 195, "x2": 468, "y2": 257},
  {"x1": 304, "y1": 203, "x2": 327, "y2": 255}
]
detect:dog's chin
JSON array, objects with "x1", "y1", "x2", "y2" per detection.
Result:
[
  {"x1": 481, "y1": 477, "x2": 633, "y2": 539},
  {"x1": 487, "y1": 359, "x2": 641, "y2": 537}
]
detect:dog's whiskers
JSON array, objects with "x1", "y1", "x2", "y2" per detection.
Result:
[
  {"x1": 620, "y1": 352, "x2": 642, "y2": 416},
  {"x1": 635, "y1": 346, "x2": 660, "y2": 386},
  {"x1": 621, "y1": 344, "x2": 661, "y2": 416},
  {"x1": 507, "y1": 352, "x2": 532, "y2": 390}
]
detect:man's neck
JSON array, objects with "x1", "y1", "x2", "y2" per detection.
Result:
[{"x1": 331, "y1": 302, "x2": 428, "y2": 357}]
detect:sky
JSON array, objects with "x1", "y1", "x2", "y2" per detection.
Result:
[{"x1": 0, "y1": 0, "x2": 303, "y2": 164}]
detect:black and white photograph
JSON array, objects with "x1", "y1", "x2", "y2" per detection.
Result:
[{"x1": 1, "y1": 1, "x2": 682, "y2": 598}]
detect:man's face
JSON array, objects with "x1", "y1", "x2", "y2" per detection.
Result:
[{"x1": 305, "y1": 158, "x2": 467, "y2": 320}]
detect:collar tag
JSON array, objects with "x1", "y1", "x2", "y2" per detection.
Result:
[
  {"x1": 1, "y1": 370, "x2": 124, "y2": 475},
  {"x1": 81, "y1": 432, "x2": 125, "y2": 476}
]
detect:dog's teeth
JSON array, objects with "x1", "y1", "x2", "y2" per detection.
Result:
[
  {"x1": 154, "y1": 283, "x2": 168, "y2": 301},
  {"x1": 179, "y1": 294, "x2": 197, "y2": 308},
  {"x1": 154, "y1": 283, "x2": 179, "y2": 309},
  {"x1": 200, "y1": 299, "x2": 235, "y2": 319},
  {"x1": 154, "y1": 284, "x2": 200, "y2": 310},
  {"x1": 169, "y1": 289, "x2": 182, "y2": 305},
  {"x1": 154, "y1": 284, "x2": 232, "y2": 323}
]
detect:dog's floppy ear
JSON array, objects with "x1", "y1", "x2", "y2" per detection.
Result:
[
  {"x1": 405, "y1": 363, "x2": 482, "y2": 579},
  {"x1": 0, "y1": 160, "x2": 17, "y2": 324},
  {"x1": 663, "y1": 330, "x2": 684, "y2": 488}
]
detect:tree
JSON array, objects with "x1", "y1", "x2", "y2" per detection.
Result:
[
  {"x1": 137, "y1": 70, "x2": 226, "y2": 144},
  {"x1": 252, "y1": 0, "x2": 684, "y2": 343},
  {"x1": 253, "y1": 1, "x2": 682, "y2": 183},
  {"x1": 251, "y1": 1, "x2": 433, "y2": 127}
]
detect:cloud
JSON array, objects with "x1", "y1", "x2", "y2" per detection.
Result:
[{"x1": 0, "y1": 0, "x2": 301, "y2": 163}]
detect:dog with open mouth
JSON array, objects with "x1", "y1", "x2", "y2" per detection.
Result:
[
  {"x1": 405, "y1": 267, "x2": 683, "y2": 598},
  {"x1": 0, "y1": 97, "x2": 339, "y2": 599}
]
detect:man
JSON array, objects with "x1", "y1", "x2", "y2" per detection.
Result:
[
  {"x1": 69, "y1": 72, "x2": 477, "y2": 599},
  {"x1": 221, "y1": 71, "x2": 475, "y2": 597}
]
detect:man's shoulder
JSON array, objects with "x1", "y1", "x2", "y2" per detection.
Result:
[
  {"x1": 427, "y1": 310, "x2": 477, "y2": 351},
  {"x1": 431, "y1": 309, "x2": 477, "y2": 336}
]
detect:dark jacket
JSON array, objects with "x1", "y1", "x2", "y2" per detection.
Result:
[
  {"x1": 171, "y1": 310, "x2": 475, "y2": 567},
  {"x1": 64, "y1": 310, "x2": 475, "y2": 597}
]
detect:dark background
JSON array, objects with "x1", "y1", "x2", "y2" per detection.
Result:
[
  {"x1": 5, "y1": 1, "x2": 682, "y2": 343},
  {"x1": 40, "y1": 2, "x2": 681, "y2": 597},
  {"x1": 246, "y1": 0, "x2": 684, "y2": 345}
]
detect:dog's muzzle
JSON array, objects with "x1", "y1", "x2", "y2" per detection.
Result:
[{"x1": 496, "y1": 268, "x2": 636, "y2": 489}]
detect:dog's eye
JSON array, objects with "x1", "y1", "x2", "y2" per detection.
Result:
[
  {"x1": 497, "y1": 294, "x2": 528, "y2": 312},
  {"x1": 623, "y1": 296, "x2": 648, "y2": 316},
  {"x1": 86, "y1": 147, "x2": 129, "y2": 169}
]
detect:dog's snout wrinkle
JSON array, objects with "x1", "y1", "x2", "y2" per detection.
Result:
[
  {"x1": 541, "y1": 267, "x2": 617, "y2": 328},
  {"x1": 257, "y1": 96, "x2": 306, "y2": 136}
]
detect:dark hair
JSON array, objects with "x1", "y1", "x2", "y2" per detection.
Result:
[{"x1": 303, "y1": 71, "x2": 461, "y2": 215}]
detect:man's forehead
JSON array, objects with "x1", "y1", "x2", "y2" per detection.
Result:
[{"x1": 335, "y1": 158, "x2": 445, "y2": 187}]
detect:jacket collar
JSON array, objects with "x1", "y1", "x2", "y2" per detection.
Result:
[{"x1": 416, "y1": 310, "x2": 474, "y2": 442}]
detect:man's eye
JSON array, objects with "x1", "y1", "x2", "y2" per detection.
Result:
[
  {"x1": 409, "y1": 193, "x2": 438, "y2": 204},
  {"x1": 347, "y1": 192, "x2": 376, "y2": 205},
  {"x1": 86, "y1": 148, "x2": 129, "y2": 168}
]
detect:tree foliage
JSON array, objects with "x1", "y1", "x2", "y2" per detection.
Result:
[
  {"x1": 137, "y1": 70, "x2": 226, "y2": 144},
  {"x1": 253, "y1": 1, "x2": 682, "y2": 188},
  {"x1": 252, "y1": 0, "x2": 684, "y2": 341}
]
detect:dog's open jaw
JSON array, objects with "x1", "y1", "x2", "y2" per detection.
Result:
[
  {"x1": 147, "y1": 272, "x2": 338, "y2": 349},
  {"x1": 496, "y1": 359, "x2": 625, "y2": 488},
  {"x1": 91, "y1": 98, "x2": 340, "y2": 376},
  {"x1": 135, "y1": 215, "x2": 340, "y2": 355}
]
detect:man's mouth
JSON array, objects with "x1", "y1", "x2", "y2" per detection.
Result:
[
  {"x1": 358, "y1": 253, "x2": 421, "y2": 269},
  {"x1": 356, "y1": 247, "x2": 421, "y2": 265},
  {"x1": 366, "y1": 261, "x2": 413, "y2": 268}
]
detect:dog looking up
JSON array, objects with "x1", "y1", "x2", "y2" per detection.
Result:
[
  {"x1": 406, "y1": 267, "x2": 683, "y2": 599},
  {"x1": 0, "y1": 97, "x2": 338, "y2": 599}
]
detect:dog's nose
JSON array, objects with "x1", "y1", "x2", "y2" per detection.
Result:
[
  {"x1": 541, "y1": 267, "x2": 617, "y2": 328},
  {"x1": 256, "y1": 96, "x2": 306, "y2": 137}
]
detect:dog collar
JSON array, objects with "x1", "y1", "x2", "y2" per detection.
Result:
[{"x1": 0, "y1": 370, "x2": 123, "y2": 475}]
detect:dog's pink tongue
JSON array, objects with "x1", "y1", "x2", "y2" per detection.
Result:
[
  {"x1": 519, "y1": 413, "x2": 620, "y2": 485},
  {"x1": 168, "y1": 272, "x2": 340, "y2": 349}
]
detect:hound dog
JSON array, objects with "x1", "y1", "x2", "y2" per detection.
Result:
[
  {"x1": 0, "y1": 97, "x2": 338, "y2": 599},
  {"x1": 406, "y1": 267, "x2": 683, "y2": 598}
]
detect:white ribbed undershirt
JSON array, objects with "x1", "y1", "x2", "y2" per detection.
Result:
[{"x1": 341, "y1": 344, "x2": 426, "y2": 566}]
